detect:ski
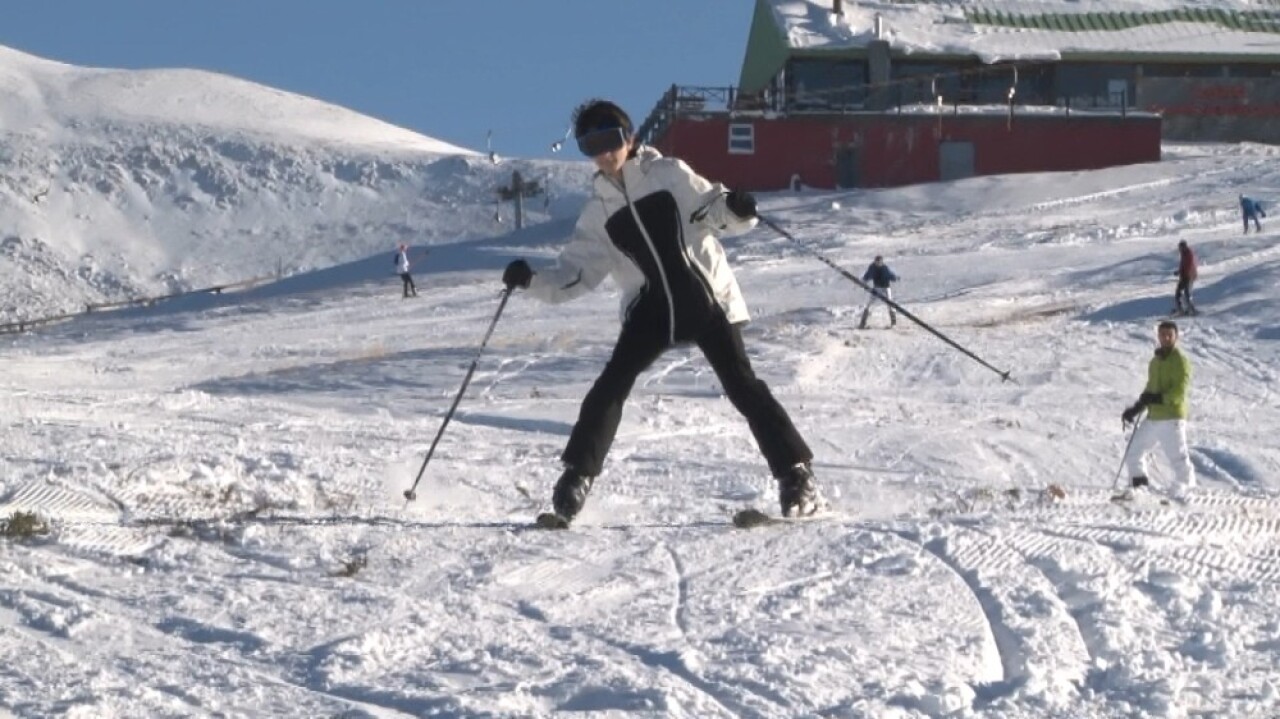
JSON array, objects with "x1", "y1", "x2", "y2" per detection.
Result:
[
  {"x1": 1109, "y1": 489, "x2": 1181, "y2": 508},
  {"x1": 731, "y1": 507, "x2": 832, "y2": 528}
]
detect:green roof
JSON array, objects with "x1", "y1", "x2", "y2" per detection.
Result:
[
  {"x1": 964, "y1": 8, "x2": 1280, "y2": 34},
  {"x1": 738, "y1": 0, "x2": 796, "y2": 95},
  {"x1": 736, "y1": 2, "x2": 1280, "y2": 95}
]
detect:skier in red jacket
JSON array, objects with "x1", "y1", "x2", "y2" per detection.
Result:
[{"x1": 1173, "y1": 240, "x2": 1197, "y2": 316}]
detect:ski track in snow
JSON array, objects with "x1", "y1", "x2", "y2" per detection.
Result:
[{"x1": 8, "y1": 476, "x2": 1280, "y2": 715}]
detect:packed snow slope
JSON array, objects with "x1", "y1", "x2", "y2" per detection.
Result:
[
  {"x1": 0, "y1": 44, "x2": 592, "y2": 323},
  {"x1": 2, "y1": 140, "x2": 1279, "y2": 717}
]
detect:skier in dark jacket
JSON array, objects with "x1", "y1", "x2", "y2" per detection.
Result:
[
  {"x1": 1173, "y1": 241, "x2": 1197, "y2": 316},
  {"x1": 502, "y1": 99, "x2": 818, "y2": 524},
  {"x1": 859, "y1": 256, "x2": 900, "y2": 329},
  {"x1": 1241, "y1": 195, "x2": 1266, "y2": 234}
]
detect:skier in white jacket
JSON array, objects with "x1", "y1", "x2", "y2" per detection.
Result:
[
  {"x1": 502, "y1": 99, "x2": 819, "y2": 524},
  {"x1": 395, "y1": 243, "x2": 417, "y2": 298}
]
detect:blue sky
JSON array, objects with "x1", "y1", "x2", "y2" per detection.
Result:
[{"x1": 0, "y1": 1, "x2": 751, "y2": 159}]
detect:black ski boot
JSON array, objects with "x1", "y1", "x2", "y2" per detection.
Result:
[
  {"x1": 1111, "y1": 474, "x2": 1151, "y2": 503},
  {"x1": 552, "y1": 468, "x2": 594, "y2": 523},
  {"x1": 777, "y1": 463, "x2": 819, "y2": 517}
]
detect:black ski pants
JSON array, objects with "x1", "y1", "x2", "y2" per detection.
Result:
[
  {"x1": 561, "y1": 308, "x2": 812, "y2": 478},
  {"x1": 400, "y1": 273, "x2": 417, "y2": 297},
  {"x1": 1174, "y1": 277, "x2": 1194, "y2": 311}
]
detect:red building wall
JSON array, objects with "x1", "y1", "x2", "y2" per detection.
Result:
[{"x1": 654, "y1": 113, "x2": 1161, "y2": 191}]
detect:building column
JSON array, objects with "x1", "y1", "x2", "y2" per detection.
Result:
[{"x1": 867, "y1": 40, "x2": 892, "y2": 110}]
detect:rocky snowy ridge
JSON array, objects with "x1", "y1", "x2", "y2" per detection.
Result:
[{"x1": 0, "y1": 44, "x2": 591, "y2": 323}]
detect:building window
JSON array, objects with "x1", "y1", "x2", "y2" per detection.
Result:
[
  {"x1": 1055, "y1": 64, "x2": 1136, "y2": 107},
  {"x1": 728, "y1": 124, "x2": 755, "y2": 154},
  {"x1": 1144, "y1": 63, "x2": 1225, "y2": 78},
  {"x1": 892, "y1": 62, "x2": 969, "y2": 104},
  {"x1": 786, "y1": 58, "x2": 868, "y2": 110}
]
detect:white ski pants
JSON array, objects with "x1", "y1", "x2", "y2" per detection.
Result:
[{"x1": 1125, "y1": 418, "x2": 1195, "y2": 490}]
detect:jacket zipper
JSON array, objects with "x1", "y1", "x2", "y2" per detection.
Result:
[{"x1": 618, "y1": 178, "x2": 677, "y2": 345}]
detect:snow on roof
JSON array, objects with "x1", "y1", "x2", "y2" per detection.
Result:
[{"x1": 768, "y1": 0, "x2": 1280, "y2": 62}]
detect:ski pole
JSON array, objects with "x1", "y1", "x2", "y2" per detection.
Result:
[
  {"x1": 1110, "y1": 415, "x2": 1142, "y2": 493},
  {"x1": 758, "y1": 215, "x2": 1014, "y2": 383},
  {"x1": 403, "y1": 288, "x2": 512, "y2": 503}
]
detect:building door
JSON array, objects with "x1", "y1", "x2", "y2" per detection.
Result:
[
  {"x1": 939, "y1": 141, "x2": 975, "y2": 182},
  {"x1": 1108, "y1": 79, "x2": 1128, "y2": 106},
  {"x1": 835, "y1": 147, "x2": 859, "y2": 188}
]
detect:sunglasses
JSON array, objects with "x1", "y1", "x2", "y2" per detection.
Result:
[{"x1": 576, "y1": 127, "x2": 628, "y2": 157}]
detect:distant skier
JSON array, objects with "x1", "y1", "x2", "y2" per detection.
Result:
[
  {"x1": 859, "y1": 255, "x2": 900, "y2": 329},
  {"x1": 394, "y1": 243, "x2": 418, "y2": 298},
  {"x1": 501, "y1": 98, "x2": 819, "y2": 525},
  {"x1": 1119, "y1": 320, "x2": 1195, "y2": 498},
  {"x1": 1172, "y1": 240, "x2": 1197, "y2": 316},
  {"x1": 1240, "y1": 195, "x2": 1265, "y2": 234}
]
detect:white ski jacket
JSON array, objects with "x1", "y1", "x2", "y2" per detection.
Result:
[{"x1": 528, "y1": 146, "x2": 755, "y2": 345}]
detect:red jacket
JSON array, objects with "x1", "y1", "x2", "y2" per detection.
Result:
[{"x1": 1179, "y1": 245, "x2": 1197, "y2": 281}]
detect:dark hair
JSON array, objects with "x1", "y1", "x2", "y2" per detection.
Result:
[
  {"x1": 572, "y1": 99, "x2": 633, "y2": 139},
  {"x1": 1158, "y1": 320, "x2": 1179, "y2": 334}
]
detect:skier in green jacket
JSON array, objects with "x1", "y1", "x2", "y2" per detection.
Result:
[{"x1": 1120, "y1": 320, "x2": 1195, "y2": 497}]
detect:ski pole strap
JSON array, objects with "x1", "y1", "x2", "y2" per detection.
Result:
[
  {"x1": 690, "y1": 192, "x2": 726, "y2": 224},
  {"x1": 758, "y1": 215, "x2": 1014, "y2": 384}
]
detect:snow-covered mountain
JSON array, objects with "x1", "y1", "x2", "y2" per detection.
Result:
[{"x1": 0, "y1": 44, "x2": 593, "y2": 322}]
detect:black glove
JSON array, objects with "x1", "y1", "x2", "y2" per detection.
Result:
[
  {"x1": 503, "y1": 259, "x2": 532, "y2": 290},
  {"x1": 725, "y1": 190, "x2": 757, "y2": 219},
  {"x1": 1138, "y1": 392, "x2": 1162, "y2": 407},
  {"x1": 1121, "y1": 404, "x2": 1142, "y2": 427}
]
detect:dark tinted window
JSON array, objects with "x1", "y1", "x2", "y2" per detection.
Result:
[
  {"x1": 786, "y1": 58, "x2": 868, "y2": 110},
  {"x1": 1056, "y1": 64, "x2": 1135, "y2": 106}
]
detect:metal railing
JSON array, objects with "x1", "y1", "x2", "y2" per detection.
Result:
[
  {"x1": 636, "y1": 82, "x2": 1138, "y2": 147},
  {"x1": 636, "y1": 84, "x2": 738, "y2": 147},
  {"x1": 0, "y1": 272, "x2": 278, "y2": 335}
]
